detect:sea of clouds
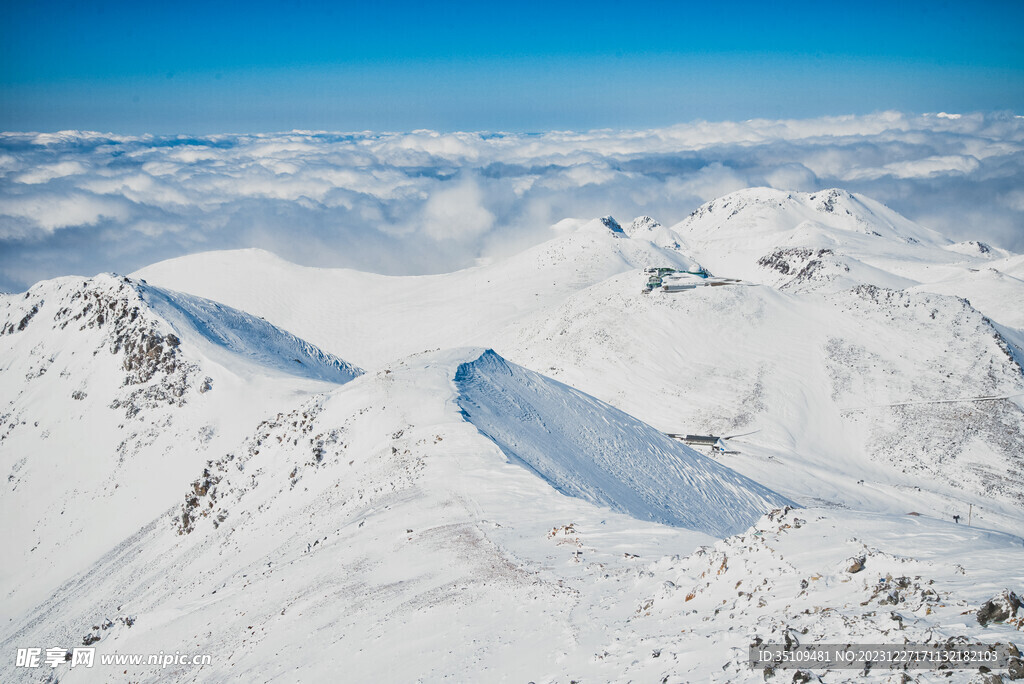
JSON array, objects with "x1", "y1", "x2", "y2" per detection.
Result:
[{"x1": 1, "y1": 111, "x2": 1022, "y2": 292}]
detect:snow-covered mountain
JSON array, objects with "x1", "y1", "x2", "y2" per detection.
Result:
[
  {"x1": 669, "y1": 188, "x2": 1022, "y2": 305},
  {"x1": 131, "y1": 189, "x2": 1024, "y2": 528},
  {"x1": 133, "y1": 216, "x2": 699, "y2": 369},
  {"x1": 4, "y1": 348, "x2": 1021, "y2": 683},
  {"x1": 507, "y1": 271, "x2": 1024, "y2": 527},
  {"x1": 0, "y1": 274, "x2": 360, "y2": 616},
  {"x1": 4, "y1": 187, "x2": 1024, "y2": 682},
  {"x1": 1, "y1": 345, "x2": 792, "y2": 680}
]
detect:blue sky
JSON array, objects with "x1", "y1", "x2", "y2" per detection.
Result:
[{"x1": 2, "y1": 0, "x2": 1022, "y2": 133}]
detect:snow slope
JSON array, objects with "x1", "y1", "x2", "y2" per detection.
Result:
[
  {"x1": 134, "y1": 217, "x2": 698, "y2": 369},
  {"x1": 131, "y1": 191, "x2": 1024, "y2": 530},
  {"x1": 0, "y1": 274, "x2": 360, "y2": 616},
  {"x1": 500, "y1": 272, "x2": 1024, "y2": 533},
  {"x1": 912, "y1": 258, "x2": 1024, "y2": 330},
  {"x1": 0, "y1": 347, "x2": 758, "y2": 681},
  {"x1": 140, "y1": 284, "x2": 361, "y2": 384},
  {"x1": 454, "y1": 349, "x2": 792, "y2": 536},
  {"x1": 5, "y1": 186, "x2": 1024, "y2": 682},
  {"x1": 3, "y1": 349, "x2": 1021, "y2": 683}
]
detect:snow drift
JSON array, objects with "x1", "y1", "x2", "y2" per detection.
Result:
[
  {"x1": 455, "y1": 349, "x2": 793, "y2": 537},
  {"x1": 140, "y1": 283, "x2": 362, "y2": 384}
]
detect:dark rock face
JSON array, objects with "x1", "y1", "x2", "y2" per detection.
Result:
[
  {"x1": 17, "y1": 304, "x2": 39, "y2": 332},
  {"x1": 977, "y1": 589, "x2": 1021, "y2": 626},
  {"x1": 600, "y1": 216, "x2": 625, "y2": 236},
  {"x1": 1008, "y1": 655, "x2": 1024, "y2": 680},
  {"x1": 757, "y1": 247, "x2": 844, "y2": 288},
  {"x1": 3, "y1": 276, "x2": 202, "y2": 422},
  {"x1": 179, "y1": 466, "x2": 224, "y2": 535},
  {"x1": 62, "y1": 279, "x2": 199, "y2": 416}
]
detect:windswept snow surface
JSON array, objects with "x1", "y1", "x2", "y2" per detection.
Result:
[
  {"x1": 4, "y1": 347, "x2": 1021, "y2": 683},
  {"x1": 455, "y1": 349, "x2": 792, "y2": 536},
  {"x1": 140, "y1": 283, "x2": 362, "y2": 384},
  {"x1": 5, "y1": 186, "x2": 1024, "y2": 682},
  {"x1": 0, "y1": 274, "x2": 360, "y2": 616},
  {"x1": 134, "y1": 217, "x2": 697, "y2": 369},
  {"x1": 131, "y1": 190, "x2": 1024, "y2": 532},
  {"x1": 502, "y1": 272, "x2": 1024, "y2": 531}
]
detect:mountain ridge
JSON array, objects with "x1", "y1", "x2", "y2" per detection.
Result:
[{"x1": 4, "y1": 186, "x2": 1024, "y2": 682}]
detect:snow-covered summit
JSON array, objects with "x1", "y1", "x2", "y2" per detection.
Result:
[
  {"x1": 626, "y1": 215, "x2": 661, "y2": 236},
  {"x1": 134, "y1": 217, "x2": 700, "y2": 368},
  {"x1": 667, "y1": 187, "x2": 1016, "y2": 292},
  {"x1": 679, "y1": 187, "x2": 948, "y2": 245},
  {"x1": 623, "y1": 215, "x2": 685, "y2": 250},
  {"x1": 2, "y1": 273, "x2": 361, "y2": 385},
  {"x1": 0, "y1": 273, "x2": 361, "y2": 614},
  {"x1": 139, "y1": 282, "x2": 362, "y2": 384}
]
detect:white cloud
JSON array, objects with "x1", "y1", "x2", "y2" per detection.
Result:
[
  {"x1": 1002, "y1": 190, "x2": 1024, "y2": 212},
  {"x1": 0, "y1": 192, "x2": 129, "y2": 235},
  {"x1": 420, "y1": 176, "x2": 496, "y2": 241},
  {"x1": 762, "y1": 164, "x2": 819, "y2": 192},
  {"x1": 843, "y1": 155, "x2": 982, "y2": 181},
  {"x1": 14, "y1": 161, "x2": 88, "y2": 184},
  {"x1": 1, "y1": 111, "x2": 1022, "y2": 291},
  {"x1": 668, "y1": 162, "x2": 750, "y2": 203}
]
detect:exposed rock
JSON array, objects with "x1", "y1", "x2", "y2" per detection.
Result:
[
  {"x1": 756, "y1": 247, "x2": 853, "y2": 292},
  {"x1": 783, "y1": 628, "x2": 800, "y2": 650},
  {"x1": 17, "y1": 304, "x2": 40, "y2": 332},
  {"x1": 1007, "y1": 655, "x2": 1023, "y2": 680},
  {"x1": 599, "y1": 216, "x2": 624, "y2": 236},
  {"x1": 978, "y1": 590, "x2": 1021, "y2": 627},
  {"x1": 972, "y1": 673, "x2": 1002, "y2": 684}
]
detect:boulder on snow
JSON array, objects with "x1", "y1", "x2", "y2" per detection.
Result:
[
  {"x1": 1007, "y1": 655, "x2": 1023, "y2": 680},
  {"x1": 846, "y1": 556, "x2": 866, "y2": 573},
  {"x1": 971, "y1": 672, "x2": 1003, "y2": 684},
  {"x1": 977, "y1": 590, "x2": 1021, "y2": 627}
]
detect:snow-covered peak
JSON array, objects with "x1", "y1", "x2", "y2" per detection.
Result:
[
  {"x1": 552, "y1": 215, "x2": 627, "y2": 237},
  {"x1": 944, "y1": 239, "x2": 1009, "y2": 259},
  {"x1": 139, "y1": 284, "x2": 362, "y2": 384},
  {"x1": 625, "y1": 215, "x2": 661, "y2": 236},
  {"x1": 2, "y1": 273, "x2": 362, "y2": 385},
  {"x1": 679, "y1": 187, "x2": 947, "y2": 246},
  {"x1": 598, "y1": 215, "x2": 625, "y2": 235},
  {"x1": 666, "y1": 187, "x2": 979, "y2": 291},
  {"x1": 0, "y1": 274, "x2": 360, "y2": 615},
  {"x1": 622, "y1": 214, "x2": 688, "y2": 251}
]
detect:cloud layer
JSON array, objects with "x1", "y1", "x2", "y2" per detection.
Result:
[{"x1": 2, "y1": 111, "x2": 1023, "y2": 291}]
